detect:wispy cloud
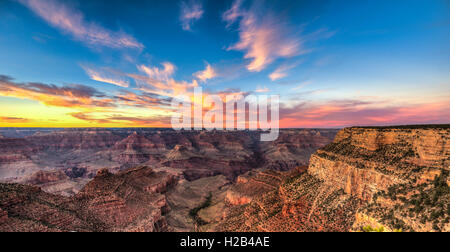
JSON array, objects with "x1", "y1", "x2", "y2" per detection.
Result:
[
  {"x1": 223, "y1": 0, "x2": 303, "y2": 72},
  {"x1": 82, "y1": 66, "x2": 130, "y2": 88},
  {"x1": 0, "y1": 117, "x2": 32, "y2": 123},
  {"x1": 0, "y1": 74, "x2": 115, "y2": 109},
  {"x1": 132, "y1": 62, "x2": 198, "y2": 97},
  {"x1": 115, "y1": 91, "x2": 171, "y2": 108},
  {"x1": 269, "y1": 62, "x2": 300, "y2": 81},
  {"x1": 19, "y1": 0, "x2": 143, "y2": 49},
  {"x1": 291, "y1": 80, "x2": 312, "y2": 90},
  {"x1": 180, "y1": 0, "x2": 204, "y2": 31},
  {"x1": 255, "y1": 86, "x2": 270, "y2": 93},
  {"x1": 279, "y1": 99, "x2": 450, "y2": 128},
  {"x1": 194, "y1": 63, "x2": 217, "y2": 82},
  {"x1": 137, "y1": 62, "x2": 176, "y2": 82},
  {"x1": 70, "y1": 112, "x2": 172, "y2": 127}
]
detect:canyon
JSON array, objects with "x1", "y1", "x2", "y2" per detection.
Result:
[
  {"x1": 0, "y1": 126, "x2": 448, "y2": 232},
  {"x1": 206, "y1": 125, "x2": 450, "y2": 232},
  {"x1": 0, "y1": 128, "x2": 337, "y2": 196}
]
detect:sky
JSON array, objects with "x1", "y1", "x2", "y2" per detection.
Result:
[{"x1": 0, "y1": 0, "x2": 449, "y2": 128}]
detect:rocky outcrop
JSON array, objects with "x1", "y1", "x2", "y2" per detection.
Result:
[
  {"x1": 75, "y1": 166, "x2": 179, "y2": 232},
  {"x1": 309, "y1": 126, "x2": 449, "y2": 201},
  {"x1": 225, "y1": 169, "x2": 292, "y2": 206},
  {"x1": 112, "y1": 132, "x2": 166, "y2": 165},
  {"x1": 0, "y1": 129, "x2": 338, "y2": 193},
  {"x1": 210, "y1": 167, "x2": 359, "y2": 232},
  {"x1": 27, "y1": 129, "x2": 123, "y2": 151},
  {"x1": 19, "y1": 170, "x2": 69, "y2": 185},
  {"x1": 0, "y1": 183, "x2": 98, "y2": 232},
  {"x1": 0, "y1": 165, "x2": 181, "y2": 232},
  {"x1": 165, "y1": 175, "x2": 231, "y2": 232},
  {"x1": 208, "y1": 125, "x2": 449, "y2": 232},
  {"x1": 260, "y1": 129, "x2": 337, "y2": 171},
  {"x1": 0, "y1": 208, "x2": 8, "y2": 224},
  {"x1": 0, "y1": 138, "x2": 39, "y2": 164}
]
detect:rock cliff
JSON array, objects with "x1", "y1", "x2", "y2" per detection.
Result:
[
  {"x1": 0, "y1": 165, "x2": 180, "y2": 232},
  {"x1": 0, "y1": 129, "x2": 338, "y2": 193},
  {"x1": 208, "y1": 125, "x2": 449, "y2": 232},
  {"x1": 3, "y1": 126, "x2": 446, "y2": 232}
]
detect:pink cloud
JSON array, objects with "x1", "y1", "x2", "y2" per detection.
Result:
[
  {"x1": 223, "y1": 0, "x2": 303, "y2": 72},
  {"x1": 180, "y1": 0, "x2": 204, "y2": 31},
  {"x1": 194, "y1": 63, "x2": 217, "y2": 82},
  {"x1": 279, "y1": 100, "x2": 450, "y2": 128},
  {"x1": 82, "y1": 66, "x2": 130, "y2": 88},
  {"x1": 19, "y1": 0, "x2": 143, "y2": 49}
]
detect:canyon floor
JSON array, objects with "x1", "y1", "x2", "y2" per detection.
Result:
[{"x1": 0, "y1": 126, "x2": 448, "y2": 232}]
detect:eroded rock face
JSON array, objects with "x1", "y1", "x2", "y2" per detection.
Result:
[
  {"x1": 209, "y1": 168, "x2": 359, "y2": 232},
  {"x1": 75, "y1": 166, "x2": 179, "y2": 232},
  {"x1": 27, "y1": 129, "x2": 123, "y2": 151},
  {"x1": 112, "y1": 132, "x2": 166, "y2": 165},
  {"x1": 260, "y1": 129, "x2": 338, "y2": 171},
  {"x1": 0, "y1": 165, "x2": 181, "y2": 232},
  {"x1": 165, "y1": 175, "x2": 231, "y2": 232},
  {"x1": 208, "y1": 126, "x2": 449, "y2": 232},
  {"x1": 19, "y1": 170, "x2": 69, "y2": 185},
  {"x1": 1, "y1": 126, "x2": 448, "y2": 232},
  {"x1": 0, "y1": 183, "x2": 98, "y2": 232},
  {"x1": 308, "y1": 154, "x2": 401, "y2": 201},
  {"x1": 0, "y1": 208, "x2": 8, "y2": 224},
  {"x1": 309, "y1": 126, "x2": 450, "y2": 201},
  {"x1": 0, "y1": 138, "x2": 39, "y2": 164},
  {"x1": 0, "y1": 129, "x2": 338, "y2": 195},
  {"x1": 225, "y1": 169, "x2": 290, "y2": 206}
]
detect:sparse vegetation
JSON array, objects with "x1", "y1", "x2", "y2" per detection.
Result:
[
  {"x1": 189, "y1": 192, "x2": 213, "y2": 226},
  {"x1": 361, "y1": 225, "x2": 402, "y2": 232}
]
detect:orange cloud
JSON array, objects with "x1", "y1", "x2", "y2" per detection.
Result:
[
  {"x1": 0, "y1": 117, "x2": 32, "y2": 123},
  {"x1": 0, "y1": 75, "x2": 115, "y2": 109},
  {"x1": 269, "y1": 62, "x2": 299, "y2": 81},
  {"x1": 194, "y1": 63, "x2": 217, "y2": 82},
  {"x1": 131, "y1": 62, "x2": 199, "y2": 97},
  {"x1": 115, "y1": 91, "x2": 171, "y2": 109},
  {"x1": 70, "y1": 112, "x2": 171, "y2": 127},
  {"x1": 279, "y1": 100, "x2": 450, "y2": 128},
  {"x1": 223, "y1": 1, "x2": 302, "y2": 72},
  {"x1": 82, "y1": 66, "x2": 130, "y2": 88},
  {"x1": 138, "y1": 62, "x2": 176, "y2": 82}
]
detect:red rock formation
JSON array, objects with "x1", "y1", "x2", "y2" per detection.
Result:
[
  {"x1": 0, "y1": 138, "x2": 38, "y2": 164},
  {"x1": 260, "y1": 129, "x2": 336, "y2": 171},
  {"x1": 0, "y1": 129, "x2": 338, "y2": 195},
  {"x1": 112, "y1": 132, "x2": 166, "y2": 165},
  {"x1": 211, "y1": 126, "x2": 449, "y2": 232},
  {"x1": 213, "y1": 167, "x2": 360, "y2": 232},
  {"x1": 27, "y1": 129, "x2": 123, "y2": 151},
  {"x1": 0, "y1": 183, "x2": 98, "y2": 232},
  {"x1": 20, "y1": 170, "x2": 69, "y2": 185},
  {"x1": 0, "y1": 208, "x2": 8, "y2": 224},
  {"x1": 75, "y1": 166, "x2": 178, "y2": 231},
  {"x1": 0, "y1": 165, "x2": 180, "y2": 232}
]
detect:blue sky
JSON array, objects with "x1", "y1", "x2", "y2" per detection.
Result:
[{"x1": 0, "y1": 0, "x2": 449, "y2": 127}]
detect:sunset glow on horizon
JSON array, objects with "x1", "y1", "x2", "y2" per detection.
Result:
[{"x1": 0, "y1": 0, "x2": 449, "y2": 128}]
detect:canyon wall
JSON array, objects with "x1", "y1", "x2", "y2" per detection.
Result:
[
  {"x1": 209, "y1": 125, "x2": 449, "y2": 232},
  {"x1": 0, "y1": 128, "x2": 338, "y2": 195},
  {"x1": 1, "y1": 126, "x2": 447, "y2": 232},
  {"x1": 0, "y1": 165, "x2": 179, "y2": 232}
]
